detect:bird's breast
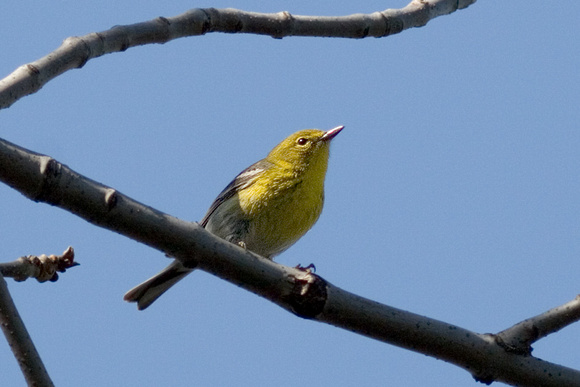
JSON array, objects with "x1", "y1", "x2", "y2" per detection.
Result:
[{"x1": 236, "y1": 173, "x2": 325, "y2": 258}]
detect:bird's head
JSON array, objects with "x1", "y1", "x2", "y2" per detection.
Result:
[{"x1": 266, "y1": 126, "x2": 343, "y2": 172}]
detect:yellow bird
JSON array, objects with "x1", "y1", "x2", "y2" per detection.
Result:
[{"x1": 124, "y1": 126, "x2": 343, "y2": 310}]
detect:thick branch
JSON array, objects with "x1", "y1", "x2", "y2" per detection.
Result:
[
  {"x1": 0, "y1": 273, "x2": 54, "y2": 386},
  {"x1": 0, "y1": 0, "x2": 476, "y2": 109},
  {"x1": 1, "y1": 136, "x2": 579, "y2": 386},
  {"x1": 320, "y1": 290, "x2": 580, "y2": 387}
]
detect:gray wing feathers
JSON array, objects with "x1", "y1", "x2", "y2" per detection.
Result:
[{"x1": 124, "y1": 260, "x2": 194, "y2": 310}]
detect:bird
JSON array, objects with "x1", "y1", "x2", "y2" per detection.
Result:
[{"x1": 124, "y1": 126, "x2": 343, "y2": 310}]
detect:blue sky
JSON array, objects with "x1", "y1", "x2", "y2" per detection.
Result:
[{"x1": 2, "y1": 1, "x2": 580, "y2": 386}]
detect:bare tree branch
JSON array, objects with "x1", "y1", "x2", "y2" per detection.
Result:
[
  {"x1": 0, "y1": 273, "x2": 54, "y2": 386},
  {"x1": 1, "y1": 134, "x2": 579, "y2": 386},
  {"x1": 0, "y1": 0, "x2": 476, "y2": 109},
  {"x1": 0, "y1": 247, "x2": 78, "y2": 283},
  {"x1": 6, "y1": 2, "x2": 579, "y2": 385}
]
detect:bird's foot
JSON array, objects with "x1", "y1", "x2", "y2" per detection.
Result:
[{"x1": 295, "y1": 263, "x2": 316, "y2": 273}]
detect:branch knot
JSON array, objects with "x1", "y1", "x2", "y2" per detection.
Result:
[{"x1": 284, "y1": 271, "x2": 328, "y2": 319}]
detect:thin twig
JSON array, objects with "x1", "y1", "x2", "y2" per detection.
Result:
[
  {"x1": 0, "y1": 273, "x2": 54, "y2": 387},
  {"x1": 495, "y1": 295, "x2": 580, "y2": 355},
  {"x1": 0, "y1": 247, "x2": 78, "y2": 283}
]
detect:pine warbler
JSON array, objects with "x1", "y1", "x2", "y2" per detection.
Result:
[{"x1": 124, "y1": 126, "x2": 343, "y2": 310}]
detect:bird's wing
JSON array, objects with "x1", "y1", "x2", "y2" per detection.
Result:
[{"x1": 200, "y1": 158, "x2": 273, "y2": 227}]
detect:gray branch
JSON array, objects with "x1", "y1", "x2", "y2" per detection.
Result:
[
  {"x1": 0, "y1": 273, "x2": 54, "y2": 387},
  {"x1": 1, "y1": 135, "x2": 579, "y2": 386},
  {"x1": 0, "y1": 0, "x2": 476, "y2": 109}
]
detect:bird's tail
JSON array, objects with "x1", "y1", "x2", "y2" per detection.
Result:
[{"x1": 124, "y1": 260, "x2": 195, "y2": 310}]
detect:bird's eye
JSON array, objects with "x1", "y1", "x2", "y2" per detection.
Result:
[{"x1": 297, "y1": 138, "x2": 308, "y2": 146}]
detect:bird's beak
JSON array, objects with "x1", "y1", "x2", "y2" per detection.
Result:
[{"x1": 321, "y1": 126, "x2": 344, "y2": 142}]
